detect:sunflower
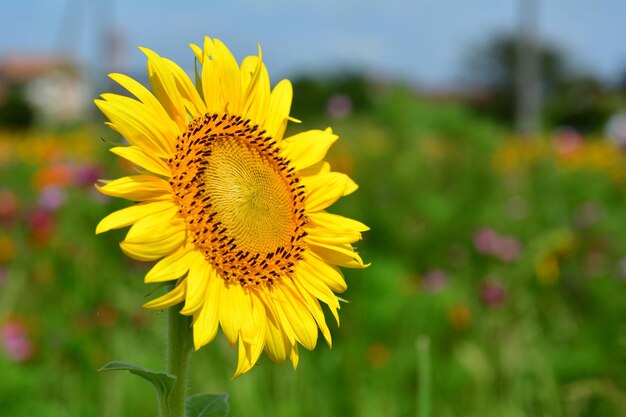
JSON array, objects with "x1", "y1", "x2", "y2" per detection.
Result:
[{"x1": 95, "y1": 37, "x2": 367, "y2": 377}]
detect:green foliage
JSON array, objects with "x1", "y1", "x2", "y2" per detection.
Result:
[
  {"x1": 186, "y1": 393, "x2": 229, "y2": 417},
  {"x1": 97, "y1": 361, "x2": 176, "y2": 411},
  {"x1": 1, "y1": 86, "x2": 626, "y2": 417},
  {"x1": 0, "y1": 84, "x2": 35, "y2": 129}
]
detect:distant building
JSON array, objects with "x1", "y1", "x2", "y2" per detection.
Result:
[{"x1": 0, "y1": 54, "x2": 89, "y2": 125}]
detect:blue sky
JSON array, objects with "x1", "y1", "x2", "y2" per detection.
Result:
[{"x1": 1, "y1": 0, "x2": 625, "y2": 87}]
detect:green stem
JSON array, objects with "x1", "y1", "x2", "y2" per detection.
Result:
[
  {"x1": 416, "y1": 336, "x2": 431, "y2": 417},
  {"x1": 164, "y1": 296, "x2": 193, "y2": 417}
]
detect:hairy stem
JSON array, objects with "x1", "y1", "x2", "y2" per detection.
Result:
[{"x1": 164, "y1": 297, "x2": 192, "y2": 417}]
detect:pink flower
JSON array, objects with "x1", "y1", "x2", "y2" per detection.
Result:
[
  {"x1": 27, "y1": 209, "x2": 55, "y2": 247},
  {"x1": 74, "y1": 164, "x2": 102, "y2": 188},
  {"x1": 422, "y1": 269, "x2": 449, "y2": 293},
  {"x1": 326, "y1": 94, "x2": 353, "y2": 119},
  {"x1": 38, "y1": 186, "x2": 66, "y2": 211},
  {"x1": 473, "y1": 227, "x2": 521, "y2": 263},
  {"x1": 473, "y1": 228, "x2": 499, "y2": 255},
  {"x1": 480, "y1": 280, "x2": 507, "y2": 308},
  {"x1": 495, "y1": 236, "x2": 521, "y2": 263},
  {"x1": 1, "y1": 321, "x2": 34, "y2": 362}
]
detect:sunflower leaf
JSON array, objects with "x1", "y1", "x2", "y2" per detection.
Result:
[
  {"x1": 97, "y1": 361, "x2": 176, "y2": 398},
  {"x1": 186, "y1": 392, "x2": 229, "y2": 417}
]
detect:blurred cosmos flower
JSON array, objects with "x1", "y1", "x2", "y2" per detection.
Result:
[
  {"x1": 553, "y1": 126, "x2": 583, "y2": 156},
  {"x1": 95, "y1": 37, "x2": 367, "y2": 377},
  {"x1": 326, "y1": 94, "x2": 353, "y2": 119},
  {"x1": 480, "y1": 279, "x2": 506, "y2": 308},
  {"x1": 421, "y1": 269, "x2": 449, "y2": 293},
  {"x1": 32, "y1": 164, "x2": 74, "y2": 190},
  {"x1": 27, "y1": 208, "x2": 55, "y2": 248},
  {"x1": 0, "y1": 189, "x2": 18, "y2": 226},
  {"x1": 473, "y1": 227, "x2": 521, "y2": 263},
  {"x1": 1, "y1": 320, "x2": 34, "y2": 363},
  {"x1": 73, "y1": 163, "x2": 102, "y2": 188},
  {"x1": 38, "y1": 186, "x2": 66, "y2": 211}
]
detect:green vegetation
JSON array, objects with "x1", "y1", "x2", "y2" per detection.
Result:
[{"x1": 1, "y1": 86, "x2": 626, "y2": 417}]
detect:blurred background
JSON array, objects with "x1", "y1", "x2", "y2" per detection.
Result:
[{"x1": 1, "y1": 1, "x2": 626, "y2": 416}]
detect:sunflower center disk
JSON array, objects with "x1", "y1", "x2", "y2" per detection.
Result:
[{"x1": 170, "y1": 113, "x2": 307, "y2": 287}]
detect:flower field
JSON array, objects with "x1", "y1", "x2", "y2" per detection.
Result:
[{"x1": 1, "y1": 87, "x2": 626, "y2": 417}]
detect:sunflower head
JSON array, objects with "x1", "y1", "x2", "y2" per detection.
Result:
[{"x1": 95, "y1": 37, "x2": 368, "y2": 377}]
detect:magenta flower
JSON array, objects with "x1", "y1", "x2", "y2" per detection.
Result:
[
  {"x1": 422, "y1": 269, "x2": 449, "y2": 293},
  {"x1": 480, "y1": 280, "x2": 507, "y2": 308},
  {"x1": 473, "y1": 227, "x2": 521, "y2": 263},
  {"x1": 1, "y1": 321, "x2": 34, "y2": 362}
]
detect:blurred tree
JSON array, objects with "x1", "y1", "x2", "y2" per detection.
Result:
[
  {"x1": 0, "y1": 84, "x2": 35, "y2": 129},
  {"x1": 290, "y1": 73, "x2": 374, "y2": 120},
  {"x1": 464, "y1": 34, "x2": 570, "y2": 124},
  {"x1": 544, "y1": 76, "x2": 618, "y2": 132},
  {"x1": 463, "y1": 34, "x2": 621, "y2": 133}
]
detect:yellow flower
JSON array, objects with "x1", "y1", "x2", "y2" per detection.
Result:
[{"x1": 95, "y1": 37, "x2": 368, "y2": 377}]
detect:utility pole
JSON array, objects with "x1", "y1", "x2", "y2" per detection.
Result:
[{"x1": 515, "y1": 0, "x2": 541, "y2": 136}]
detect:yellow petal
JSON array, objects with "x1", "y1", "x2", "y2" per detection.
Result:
[
  {"x1": 110, "y1": 146, "x2": 170, "y2": 177},
  {"x1": 201, "y1": 38, "x2": 224, "y2": 114},
  {"x1": 218, "y1": 281, "x2": 246, "y2": 346},
  {"x1": 295, "y1": 260, "x2": 341, "y2": 322},
  {"x1": 96, "y1": 175, "x2": 172, "y2": 202},
  {"x1": 265, "y1": 79, "x2": 292, "y2": 141},
  {"x1": 233, "y1": 293, "x2": 266, "y2": 378},
  {"x1": 214, "y1": 39, "x2": 242, "y2": 114},
  {"x1": 140, "y1": 47, "x2": 188, "y2": 129},
  {"x1": 263, "y1": 290, "x2": 297, "y2": 346},
  {"x1": 273, "y1": 283, "x2": 318, "y2": 350},
  {"x1": 143, "y1": 280, "x2": 187, "y2": 310},
  {"x1": 290, "y1": 344, "x2": 299, "y2": 369},
  {"x1": 302, "y1": 252, "x2": 348, "y2": 293},
  {"x1": 162, "y1": 57, "x2": 206, "y2": 117},
  {"x1": 120, "y1": 221, "x2": 186, "y2": 262},
  {"x1": 240, "y1": 54, "x2": 270, "y2": 127},
  {"x1": 305, "y1": 226, "x2": 362, "y2": 246},
  {"x1": 124, "y1": 205, "x2": 179, "y2": 239},
  {"x1": 145, "y1": 247, "x2": 197, "y2": 283},
  {"x1": 263, "y1": 306, "x2": 291, "y2": 363},
  {"x1": 284, "y1": 278, "x2": 332, "y2": 347},
  {"x1": 180, "y1": 255, "x2": 210, "y2": 315},
  {"x1": 308, "y1": 211, "x2": 369, "y2": 233},
  {"x1": 108, "y1": 73, "x2": 176, "y2": 126},
  {"x1": 96, "y1": 200, "x2": 175, "y2": 234},
  {"x1": 189, "y1": 43, "x2": 203, "y2": 62},
  {"x1": 308, "y1": 241, "x2": 367, "y2": 269},
  {"x1": 302, "y1": 172, "x2": 358, "y2": 212},
  {"x1": 280, "y1": 129, "x2": 338, "y2": 171},
  {"x1": 192, "y1": 266, "x2": 221, "y2": 350},
  {"x1": 95, "y1": 97, "x2": 173, "y2": 157},
  {"x1": 299, "y1": 161, "x2": 331, "y2": 178}
]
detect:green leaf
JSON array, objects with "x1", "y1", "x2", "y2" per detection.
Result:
[
  {"x1": 186, "y1": 393, "x2": 229, "y2": 417},
  {"x1": 97, "y1": 361, "x2": 176, "y2": 398}
]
